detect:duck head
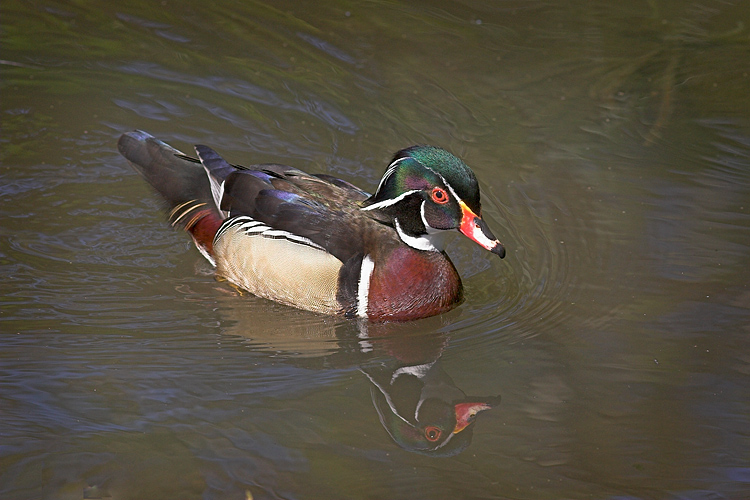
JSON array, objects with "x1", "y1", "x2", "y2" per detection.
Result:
[{"x1": 362, "y1": 146, "x2": 505, "y2": 258}]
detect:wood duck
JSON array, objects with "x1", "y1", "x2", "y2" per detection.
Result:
[{"x1": 118, "y1": 130, "x2": 505, "y2": 322}]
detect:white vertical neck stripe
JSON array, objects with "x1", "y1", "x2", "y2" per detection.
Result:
[
  {"x1": 357, "y1": 255, "x2": 375, "y2": 318},
  {"x1": 395, "y1": 219, "x2": 439, "y2": 252}
]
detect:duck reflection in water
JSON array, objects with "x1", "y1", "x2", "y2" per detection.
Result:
[
  {"x1": 359, "y1": 328, "x2": 500, "y2": 456},
  {"x1": 214, "y1": 299, "x2": 500, "y2": 456}
]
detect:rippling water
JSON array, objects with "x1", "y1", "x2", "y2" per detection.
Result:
[{"x1": 2, "y1": 0, "x2": 749, "y2": 499}]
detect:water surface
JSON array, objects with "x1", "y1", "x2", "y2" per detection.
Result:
[{"x1": 2, "y1": 0, "x2": 749, "y2": 499}]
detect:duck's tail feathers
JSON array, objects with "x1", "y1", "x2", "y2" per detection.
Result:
[{"x1": 118, "y1": 130, "x2": 224, "y2": 263}]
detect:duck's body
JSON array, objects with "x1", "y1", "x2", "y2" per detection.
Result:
[{"x1": 118, "y1": 130, "x2": 504, "y2": 322}]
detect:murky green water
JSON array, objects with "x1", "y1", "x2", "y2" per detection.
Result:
[{"x1": 2, "y1": 1, "x2": 749, "y2": 499}]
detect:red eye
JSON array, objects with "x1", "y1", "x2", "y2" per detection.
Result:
[
  {"x1": 424, "y1": 426, "x2": 442, "y2": 442},
  {"x1": 431, "y1": 187, "x2": 449, "y2": 204}
]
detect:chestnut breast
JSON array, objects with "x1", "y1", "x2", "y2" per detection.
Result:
[{"x1": 366, "y1": 246, "x2": 463, "y2": 322}]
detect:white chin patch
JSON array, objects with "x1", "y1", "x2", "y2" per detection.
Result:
[{"x1": 395, "y1": 219, "x2": 448, "y2": 252}]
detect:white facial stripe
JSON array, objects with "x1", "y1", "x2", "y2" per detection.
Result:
[
  {"x1": 371, "y1": 156, "x2": 410, "y2": 196},
  {"x1": 361, "y1": 189, "x2": 420, "y2": 211},
  {"x1": 395, "y1": 219, "x2": 438, "y2": 252},
  {"x1": 420, "y1": 200, "x2": 445, "y2": 235},
  {"x1": 357, "y1": 255, "x2": 375, "y2": 318},
  {"x1": 434, "y1": 430, "x2": 457, "y2": 449},
  {"x1": 360, "y1": 369, "x2": 413, "y2": 427},
  {"x1": 365, "y1": 156, "x2": 469, "y2": 214},
  {"x1": 420, "y1": 201, "x2": 446, "y2": 235},
  {"x1": 425, "y1": 166, "x2": 465, "y2": 206},
  {"x1": 415, "y1": 397, "x2": 425, "y2": 421},
  {"x1": 420, "y1": 200, "x2": 430, "y2": 228}
]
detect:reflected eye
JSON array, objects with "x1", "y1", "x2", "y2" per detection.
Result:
[
  {"x1": 431, "y1": 187, "x2": 449, "y2": 204},
  {"x1": 424, "y1": 426, "x2": 442, "y2": 442}
]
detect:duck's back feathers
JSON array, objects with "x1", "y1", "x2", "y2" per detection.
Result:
[{"x1": 199, "y1": 151, "x2": 387, "y2": 264}]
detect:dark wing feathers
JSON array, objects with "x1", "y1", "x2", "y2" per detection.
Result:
[
  {"x1": 198, "y1": 150, "x2": 382, "y2": 263},
  {"x1": 195, "y1": 145, "x2": 236, "y2": 182},
  {"x1": 312, "y1": 174, "x2": 371, "y2": 200},
  {"x1": 119, "y1": 133, "x2": 387, "y2": 263},
  {"x1": 219, "y1": 171, "x2": 271, "y2": 214}
]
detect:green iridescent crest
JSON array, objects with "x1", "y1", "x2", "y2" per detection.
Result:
[{"x1": 364, "y1": 146, "x2": 481, "y2": 213}]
